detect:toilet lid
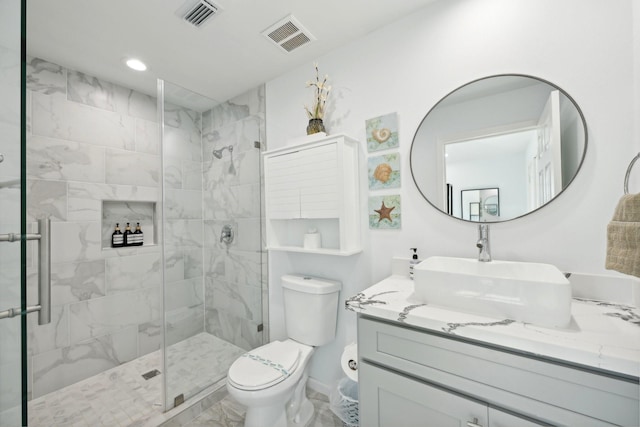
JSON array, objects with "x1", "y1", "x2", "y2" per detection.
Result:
[{"x1": 228, "y1": 341, "x2": 301, "y2": 391}]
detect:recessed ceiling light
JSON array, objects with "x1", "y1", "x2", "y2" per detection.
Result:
[{"x1": 125, "y1": 58, "x2": 147, "y2": 71}]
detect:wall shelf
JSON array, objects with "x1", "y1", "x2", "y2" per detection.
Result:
[
  {"x1": 265, "y1": 246, "x2": 362, "y2": 256},
  {"x1": 264, "y1": 134, "x2": 361, "y2": 256}
]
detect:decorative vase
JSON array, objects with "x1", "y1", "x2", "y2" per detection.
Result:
[{"x1": 306, "y1": 118, "x2": 326, "y2": 135}]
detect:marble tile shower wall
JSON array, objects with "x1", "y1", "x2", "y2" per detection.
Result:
[
  {"x1": 201, "y1": 86, "x2": 267, "y2": 351},
  {"x1": 162, "y1": 92, "x2": 206, "y2": 349},
  {"x1": 24, "y1": 57, "x2": 204, "y2": 398}
]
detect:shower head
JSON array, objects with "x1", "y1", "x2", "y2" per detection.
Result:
[
  {"x1": 213, "y1": 145, "x2": 233, "y2": 159},
  {"x1": 212, "y1": 145, "x2": 233, "y2": 159},
  {"x1": 212, "y1": 145, "x2": 236, "y2": 175}
]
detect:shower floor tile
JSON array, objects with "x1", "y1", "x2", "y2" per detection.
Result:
[{"x1": 28, "y1": 332, "x2": 245, "y2": 427}]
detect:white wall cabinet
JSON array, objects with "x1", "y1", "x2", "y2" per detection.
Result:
[
  {"x1": 264, "y1": 134, "x2": 361, "y2": 255},
  {"x1": 358, "y1": 316, "x2": 636, "y2": 427}
]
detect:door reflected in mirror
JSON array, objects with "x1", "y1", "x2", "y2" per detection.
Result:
[
  {"x1": 411, "y1": 74, "x2": 587, "y2": 223},
  {"x1": 460, "y1": 188, "x2": 499, "y2": 221}
]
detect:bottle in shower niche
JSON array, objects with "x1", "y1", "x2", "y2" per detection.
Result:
[
  {"x1": 111, "y1": 223, "x2": 124, "y2": 248},
  {"x1": 123, "y1": 222, "x2": 133, "y2": 246},
  {"x1": 129, "y1": 222, "x2": 144, "y2": 246}
]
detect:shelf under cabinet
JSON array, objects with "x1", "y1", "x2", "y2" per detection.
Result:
[{"x1": 266, "y1": 245, "x2": 362, "y2": 256}]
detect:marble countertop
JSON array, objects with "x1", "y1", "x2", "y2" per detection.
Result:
[{"x1": 347, "y1": 275, "x2": 640, "y2": 379}]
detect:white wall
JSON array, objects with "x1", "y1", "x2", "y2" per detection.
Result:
[{"x1": 266, "y1": 0, "x2": 637, "y2": 388}]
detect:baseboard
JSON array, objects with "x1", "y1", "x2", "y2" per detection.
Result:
[{"x1": 307, "y1": 377, "x2": 332, "y2": 397}]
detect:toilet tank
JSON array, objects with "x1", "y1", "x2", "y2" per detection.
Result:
[{"x1": 281, "y1": 275, "x2": 342, "y2": 347}]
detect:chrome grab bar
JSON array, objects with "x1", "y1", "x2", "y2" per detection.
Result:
[{"x1": 0, "y1": 218, "x2": 51, "y2": 325}]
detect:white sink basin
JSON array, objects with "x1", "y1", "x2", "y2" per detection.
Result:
[{"x1": 413, "y1": 256, "x2": 572, "y2": 328}]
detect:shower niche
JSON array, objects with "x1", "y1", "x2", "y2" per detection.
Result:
[{"x1": 101, "y1": 200, "x2": 157, "y2": 249}]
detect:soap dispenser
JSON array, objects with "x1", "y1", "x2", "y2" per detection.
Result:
[
  {"x1": 409, "y1": 248, "x2": 420, "y2": 280},
  {"x1": 111, "y1": 223, "x2": 124, "y2": 248},
  {"x1": 123, "y1": 222, "x2": 132, "y2": 246},
  {"x1": 128, "y1": 222, "x2": 143, "y2": 246}
]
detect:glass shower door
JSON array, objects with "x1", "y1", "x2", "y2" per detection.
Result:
[
  {"x1": 159, "y1": 79, "x2": 266, "y2": 409},
  {"x1": 0, "y1": 0, "x2": 26, "y2": 425}
]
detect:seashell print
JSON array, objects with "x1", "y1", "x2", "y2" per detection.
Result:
[
  {"x1": 373, "y1": 163, "x2": 393, "y2": 183},
  {"x1": 372, "y1": 128, "x2": 392, "y2": 143}
]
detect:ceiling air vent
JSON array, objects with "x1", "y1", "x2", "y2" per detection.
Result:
[
  {"x1": 262, "y1": 15, "x2": 315, "y2": 53},
  {"x1": 178, "y1": 0, "x2": 221, "y2": 28}
]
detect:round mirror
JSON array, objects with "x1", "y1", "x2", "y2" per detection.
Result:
[{"x1": 410, "y1": 74, "x2": 587, "y2": 223}]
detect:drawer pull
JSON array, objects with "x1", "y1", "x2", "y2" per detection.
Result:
[{"x1": 467, "y1": 417, "x2": 483, "y2": 427}]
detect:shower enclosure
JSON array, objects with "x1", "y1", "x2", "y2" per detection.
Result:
[
  {"x1": 0, "y1": 2, "x2": 267, "y2": 423},
  {"x1": 159, "y1": 79, "x2": 268, "y2": 409},
  {"x1": 0, "y1": 0, "x2": 26, "y2": 425}
]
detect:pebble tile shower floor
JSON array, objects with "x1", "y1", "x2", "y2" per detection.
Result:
[{"x1": 28, "y1": 333, "x2": 244, "y2": 427}]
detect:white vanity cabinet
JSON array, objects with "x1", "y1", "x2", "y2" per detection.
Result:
[
  {"x1": 264, "y1": 134, "x2": 361, "y2": 255},
  {"x1": 360, "y1": 362, "x2": 545, "y2": 427},
  {"x1": 358, "y1": 316, "x2": 637, "y2": 427},
  {"x1": 360, "y1": 361, "x2": 488, "y2": 427}
]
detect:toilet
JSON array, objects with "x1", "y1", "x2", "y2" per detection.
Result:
[{"x1": 227, "y1": 274, "x2": 341, "y2": 427}]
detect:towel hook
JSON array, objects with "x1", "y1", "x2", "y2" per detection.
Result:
[{"x1": 624, "y1": 152, "x2": 640, "y2": 194}]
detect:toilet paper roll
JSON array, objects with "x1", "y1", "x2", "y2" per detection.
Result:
[
  {"x1": 340, "y1": 342, "x2": 358, "y2": 382},
  {"x1": 303, "y1": 232, "x2": 321, "y2": 249}
]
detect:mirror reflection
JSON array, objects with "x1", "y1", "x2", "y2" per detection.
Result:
[
  {"x1": 461, "y1": 188, "x2": 499, "y2": 221},
  {"x1": 410, "y1": 74, "x2": 587, "y2": 222}
]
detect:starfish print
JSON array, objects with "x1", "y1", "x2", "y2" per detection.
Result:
[{"x1": 374, "y1": 201, "x2": 395, "y2": 222}]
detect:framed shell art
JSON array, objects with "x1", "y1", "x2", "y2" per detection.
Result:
[
  {"x1": 366, "y1": 112, "x2": 399, "y2": 153},
  {"x1": 368, "y1": 153, "x2": 401, "y2": 190},
  {"x1": 368, "y1": 194, "x2": 401, "y2": 229}
]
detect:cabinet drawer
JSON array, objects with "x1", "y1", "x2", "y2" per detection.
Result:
[
  {"x1": 358, "y1": 316, "x2": 637, "y2": 426},
  {"x1": 360, "y1": 361, "x2": 487, "y2": 427},
  {"x1": 361, "y1": 362, "x2": 553, "y2": 427}
]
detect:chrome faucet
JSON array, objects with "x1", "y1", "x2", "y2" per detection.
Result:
[{"x1": 476, "y1": 223, "x2": 491, "y2": 262}]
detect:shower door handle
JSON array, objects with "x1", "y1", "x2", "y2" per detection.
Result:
[
  {"x1": 0, "y1": 217, "x2": 51, "y2": 325},
  {"x1": 36, "y1": 218, "x2": 52, "y2": 325}
]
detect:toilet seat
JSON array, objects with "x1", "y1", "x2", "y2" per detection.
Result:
[{"x1": 228, "y1": 340, "x2": 302, "y2": 391}]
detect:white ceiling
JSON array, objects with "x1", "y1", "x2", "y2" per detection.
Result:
[{"x1": 27, "y1": 0, "x2": 438, "y2": 105}]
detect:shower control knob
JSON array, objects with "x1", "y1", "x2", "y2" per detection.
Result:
[{"x1": 220, "y1": 224, "x2": 234, "y2": 245}]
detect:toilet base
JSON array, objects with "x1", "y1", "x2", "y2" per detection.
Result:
[
  {"x1": 240, "y1": 392, "x2": 314, "y2": 427},
  {"x1": 237, "y1": 376, "x2": 316, "y2": 427},
  {"x1": 288, "y1": 397, "x2": 314, "y2": 426}
]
